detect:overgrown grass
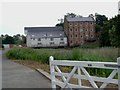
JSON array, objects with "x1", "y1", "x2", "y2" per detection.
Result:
[
  {"x1": 6, "y1": 47, "x2": 118, "y2": 63},
  {"x1": 6, "y1": 47, "x2": 119, "y2": 77}
]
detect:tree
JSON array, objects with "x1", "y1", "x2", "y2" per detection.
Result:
[
  {"x1": 99, "y1": 22, "x2": 111, "y2": 47},
  {"x1": 95, "y1": 13, "x2": 109, "y2": 47},
  {"x1": 3, "y1": 35, "x2": 14, "y2": 44},
  {"x1": 1, "y1": 34, "x2": 26, "y2": 44},
  {"x1": 66, "y1": 13, "x2": 77, "y2": 17},
  {"x1": 56, "y1": 23, "x2": 64, "y2": 27},
  {"x1": 95, "y1": 13, "x2": 108, "y2": 26}
]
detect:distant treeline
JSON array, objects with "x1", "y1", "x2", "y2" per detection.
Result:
[
  {"x1": 95, "y1": 14, "x2": 120, "y2": 47},
  {"x1": 0, "y1": 34, "x2": 26, "y2": 45}
]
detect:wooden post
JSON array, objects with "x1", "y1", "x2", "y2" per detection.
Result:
[
  {"x1": 49, "y1": 56, "x2": 56, "y2": 89},
  {"x1": 117, "y1": 57, "x2": 120, "y2": 90},
  {"x1": 78, "y1": 66, "x2": 82, "y2": 87}
]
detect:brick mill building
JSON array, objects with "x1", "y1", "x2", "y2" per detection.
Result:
[
  {"x1": 25, "y1": 14, "x2": 96, "y2": 48},
  {"x1": 64, "y1": 14, "x2": 96, "y2": 47}
]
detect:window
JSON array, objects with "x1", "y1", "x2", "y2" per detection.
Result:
[
  {"x1": 86, "y1": 29, "x2": 88, "y2": 31},
  {"x1": 91, "y1": 35, "x2": 94, "y2": 38},
  {"x1": 60, "y1": 42, "x2": 64, "y2": 44},
  {"x1": 76, "y1": 41, "x2": 78, "y2": 44},
  {"x1": 76, "y1": 35, "x2": 77, "y2": 37},
  {"x1": 75, "y1": 23, "x2": 77, "y2": 26},
  {"x1": 60, "y1": 38, "x2": 64, "y2": 41},
  {"x1": 50, "y1": 38, "x2": 54, "y2": 41},
  {"x1": 69, "y1": 23, "x2": 72, "y2": 26},
  {"x1": 75, "y1": 29, "x2": 77, "y2": 31},
  {"x1": 50, "y1": 42, "x2": 54, "y2": 45},
  {"x1": 38, "y1": 38, "x2": 41, "y2": 41},
  {"x1": 81, "y1": 35, "x2": 83, "y2": 38},
  {"x1": 38, "y1": 43, "x2": 42, "y2": 45},
  {"x1": 91, "y1": 23, "x2": 93, "y2": 25},
  {"x1": 71, "y1": 35, "x2": 72, "y2": 38},
  {"x1": 80, "y1": 29, "x2": 83, "y2": 32},
  {"x1": 91, "y1": 29, "x2": 93, "y2": 31},
  {"x1": 60, "y1": 34, "x2": 62, "y2": 36},
  {"x1": 31, "y1": 38, "x2": 35, "y2": 40},
  {"x1": 69, "y1": 28, "x2": 73, "y2": 31},
  {"x1": 71, "y1": 41, "x2": 72, "y2": 43}
]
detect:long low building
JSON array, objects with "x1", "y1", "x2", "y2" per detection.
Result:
[{"x1": 24, "y1": 26, "x2": 67, "y2": 48}]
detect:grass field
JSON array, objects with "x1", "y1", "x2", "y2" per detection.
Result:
[{"x1": 6, "y1": 47, "x2": 119, "y2": 64}]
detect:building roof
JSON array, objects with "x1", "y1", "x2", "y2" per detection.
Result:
[
  {"x1": 66, "y1": 16, "x2": 94, "y2": 22},
  {"x1": 25, "y1": 26, "x2": 66, "y2": 38}
]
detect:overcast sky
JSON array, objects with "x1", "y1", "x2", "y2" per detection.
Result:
[{"x1": 1, "y1": 1, "x2": 120, "y2": 36}]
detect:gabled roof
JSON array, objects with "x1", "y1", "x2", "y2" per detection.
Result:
[
  {"x1": 25, "y1": 26, "x2": 63, "y2": 32},
  {"x1": 66, "y1": 16, "x2": 94, "y2": 22},
  {"x1": 24, "y1": 26, "x2": 66, "y2": 38}
]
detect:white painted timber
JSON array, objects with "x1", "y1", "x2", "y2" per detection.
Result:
[
  {"x1": 49, "y1": 56, "x2": 119, "y2": 89},
  {"x1": 51, "y1": 60, "x2": 118, "y2": 69}
]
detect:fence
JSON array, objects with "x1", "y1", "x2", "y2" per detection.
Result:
[{"x1": 49, "y1": 56, "x2": 120, "y2": 89}]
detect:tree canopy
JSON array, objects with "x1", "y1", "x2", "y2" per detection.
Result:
[{"x1": 1, "y1": 34, "x2": 26, "y2": 44}]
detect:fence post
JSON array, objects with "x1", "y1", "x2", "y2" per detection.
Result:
[
  {"x1": 49, "y1": 56, "x2": 56, "y2": 89},
  {"x1": 117, "y1": 57, "x2": 120, "y2": 90}
]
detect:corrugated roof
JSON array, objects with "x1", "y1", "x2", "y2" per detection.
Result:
[
  {"x1": 66, "y1": 16, "x2": 94, "y2": 22},
  {"x1": 25, "y1": 26, "x2": 66, "y2": 38}
]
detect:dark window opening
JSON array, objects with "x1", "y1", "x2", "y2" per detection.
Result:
[
  {"x1": 76, "y1": 41, "x2": 78, "y2": 44},
  {"x1": 50, "y1": 38, "x2": 54, "y2": 41},
  {"x1": 60, "y1": 38, "x2": 64, "y2": 41},
  {"x1": 38, "y1": 38, "x2": 41, "y2": 41},
  {"x1": 31, "y1": 38, "x2": 35, "y2": 40},
  {"x1": 38, "y1": 43, "x2": 42, "y2": 45},
  {"x1": 50, "y1": 42, "x2": 54, "y2": 45},
  {"x1": 60, "y1": 42, "x2": 64, "y2": 44}
]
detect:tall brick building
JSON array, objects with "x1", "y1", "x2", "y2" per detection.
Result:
[{"x1": 64, "y1": 14, "x2": 96, "y2": 47}]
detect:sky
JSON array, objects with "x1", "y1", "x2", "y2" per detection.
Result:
[{"x1": 0, "y1": 0, "x2": 120, "y2": 36}]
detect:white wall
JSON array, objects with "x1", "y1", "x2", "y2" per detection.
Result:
[
  {"x1": 27, "y1": 36, "x2": 67, "y2": 47},
  {"x1": 3, "y1": 44, "x2": 10, "y2": 48},
  {"x1": 26, "y1": 35, "x2": 32, "y2": 47}
]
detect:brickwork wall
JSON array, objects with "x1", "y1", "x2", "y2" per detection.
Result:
[{"x1": 64, "y1": 18, "x2": 96, "y2": 47}]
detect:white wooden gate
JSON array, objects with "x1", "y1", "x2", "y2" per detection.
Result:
[{"x1": 49, "y1": 56, "x2": 120, "y2": 89}]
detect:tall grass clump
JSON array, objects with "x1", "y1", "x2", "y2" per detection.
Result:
[
  {"x1": 6, "y1": 47, "x2": 118, "y2": 63},
  {"x1": 71, "y1": 48, "x2": 83, "y2": 60},
  {"x1": 6, "y1": 48, "x2": 50, "y2": 63}
]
